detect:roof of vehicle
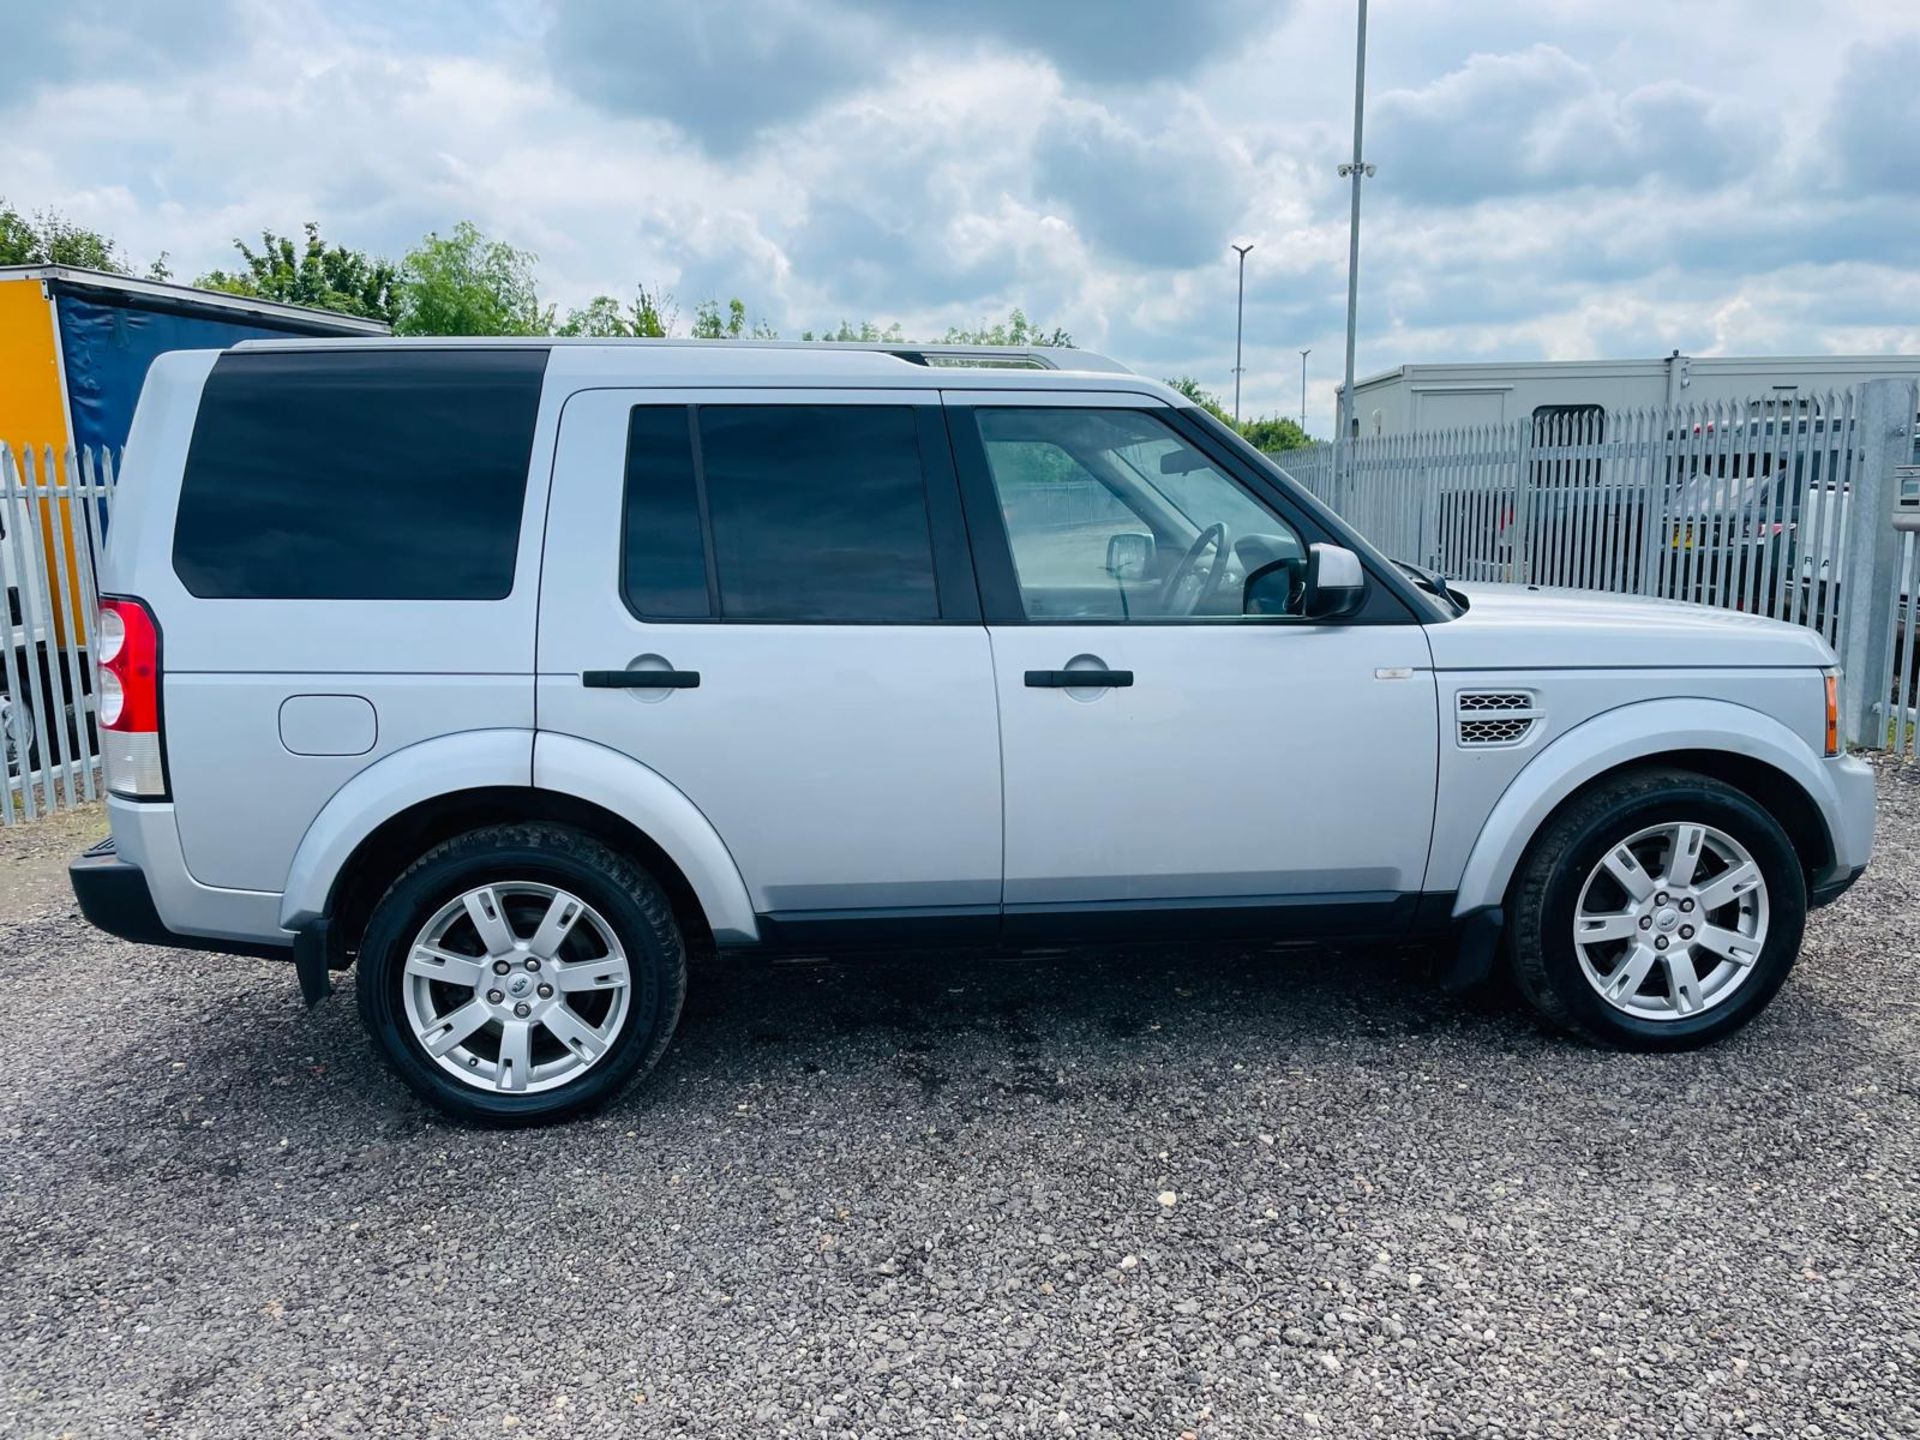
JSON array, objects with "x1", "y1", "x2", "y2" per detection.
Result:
[
  {"x1": 0, "y1": 263, "x2": 391, "y2": 335},
  {"x1": 221, "y1": 337, "x2": 1181, "y2": 399}
]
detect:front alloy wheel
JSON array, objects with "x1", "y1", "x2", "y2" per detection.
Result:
[
  {"x1": 1572, "y1": 822, "x2": 1769, "y2": 1020},
  {"x1": 1507, "y1": 768, "x2": 1806, "y2": 1049}
]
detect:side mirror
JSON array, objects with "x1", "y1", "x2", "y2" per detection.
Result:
[
  {"x1": 1242, "y1": 557, "x2": 1304, "y2": 615},
  {"x1": 1106, "y1": 531, "x2": 1155, "y2": 580},
  {"x1": 1302, "y1": 543, "x2": 1367, "y2": 620}
]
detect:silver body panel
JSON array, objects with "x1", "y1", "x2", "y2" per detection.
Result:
[{"x1": 95, "y1": 342, "x2": 1874, "y2": 952}]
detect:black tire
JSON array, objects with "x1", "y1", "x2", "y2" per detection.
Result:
[
  {"x1": 1507, "y1": 767, "x2": 1807, "y2": 1050},
  {"x1": 356, "y1": 824, "x2": 686, "y2": 1125}
]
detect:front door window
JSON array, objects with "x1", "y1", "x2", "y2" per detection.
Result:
[{"x1": 975, "y1": 407, "x2": 1306, "y2": 621}]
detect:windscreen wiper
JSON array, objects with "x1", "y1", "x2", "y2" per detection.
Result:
[{"x1": 1393, "y1": 559, "x2": 1469, "y2": 614}]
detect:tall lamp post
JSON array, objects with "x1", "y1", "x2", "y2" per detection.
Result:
[
  {"x1": 1231, "y1": 242, "x2": 1254, "y2": 423},
  {"x1": 1336, "y1": 0, "x2": 1373, "y2": 481},
  {"x1": 1298, "y1": 348, "x2": 1311, "y2": 433}
]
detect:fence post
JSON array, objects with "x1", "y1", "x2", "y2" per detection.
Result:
[
  {"x1": 1509, "y1": 418, "x2": 1534, "y2": 584},
  {"x1": 1836, "y1": 378, "x2": 1910, "y2": 748}
]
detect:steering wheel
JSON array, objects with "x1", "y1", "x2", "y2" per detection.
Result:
[{"x1": 1158, "y1": 523, "x2": 1233, "y2": 616}]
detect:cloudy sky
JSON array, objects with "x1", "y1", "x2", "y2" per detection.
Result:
[{"x1": 4, "y1": 0, "x2": 1918, "y2": 430}]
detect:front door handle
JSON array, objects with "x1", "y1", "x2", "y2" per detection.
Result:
[
  {"x1": 1025, "y1": 669, "x2": 1133, "y2": 688},
  {"x1": 583, "y1": 669, "x2": 700, "y2": 689}
]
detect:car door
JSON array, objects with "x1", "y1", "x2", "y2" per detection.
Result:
[
  {"x1": 537, "y1": 388, "x2": 1003, "y2": 945},
  {"x1": 946, "y1": 392, "x2": 1441, "y2": 941}
]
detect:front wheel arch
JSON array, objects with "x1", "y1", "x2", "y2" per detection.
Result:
[{"x1": 1449, "y1": 699, "x2": 1841, "y2": 917}]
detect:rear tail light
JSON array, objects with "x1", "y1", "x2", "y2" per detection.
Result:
[
  {"x1": 1824, "y1": 669, "x2": 1841, "y2": 757},
  {"x1": 97, "y1": 596, "x2": 166, "y2": 797}
]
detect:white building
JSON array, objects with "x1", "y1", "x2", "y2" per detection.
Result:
[{"x1": 1340, "y1": 353, "x2": 1920, "y2": 436}]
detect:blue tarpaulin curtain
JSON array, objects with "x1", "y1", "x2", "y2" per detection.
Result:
[{"x1": 53, "y1": 287, "x2": 342, "y2": 455}]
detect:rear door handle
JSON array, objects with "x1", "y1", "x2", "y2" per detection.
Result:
[
  {"x1": 1024, "y1": 669, "x2": 1133, "y2": 688},
  {"x1": 583, "y1": 669, "x2": 700, "y2": 689}
]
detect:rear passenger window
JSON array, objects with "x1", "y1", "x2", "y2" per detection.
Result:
[
  {"x1": 622, "y1": 407, "x2": 711, "y2": 618},
  {"x1": 173, "y1": 349, "x2": 547, "y2": 600},
  {"x1": 621, "y1": 404, "x2": 940, "y2": 622}
]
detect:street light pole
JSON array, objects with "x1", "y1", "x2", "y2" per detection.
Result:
[
  {"x1": 1336, "y1": 0, "x2": 1373, "y2": 479},
  {"x1": 1299, "y1": 348, "x2": 1311, "y2": 433},
  {"x1": 1231, "y1": 242, "x2": 1253, "y2": 423}
]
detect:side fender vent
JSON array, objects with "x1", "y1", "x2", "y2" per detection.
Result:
[{"x1": 1456, "y1": 690, "x2": 1542, "y2": 748}]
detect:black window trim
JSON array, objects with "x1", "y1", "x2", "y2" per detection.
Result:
[
  {"x1": 944, "y1": 401, "x2": 1427, "y2": 627},
  {"x1": 616, "y1": 399, "x2": 981, "y2": 628}
]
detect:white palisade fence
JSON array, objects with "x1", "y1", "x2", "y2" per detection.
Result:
[
  {"x1": 1279, "y1": 378, "x2": 1920, "y2": 755},
  {"x1": 2, "y1": 444, "x2": 117, "y2": 824}
]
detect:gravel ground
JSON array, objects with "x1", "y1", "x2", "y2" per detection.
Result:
[{"x1": 2, "y1": 766, "x2": 1917, "y2": 1439}]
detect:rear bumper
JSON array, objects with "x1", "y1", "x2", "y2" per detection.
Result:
[{"x1": 69, "y1": 836, "x2": 293, "y2": 961}]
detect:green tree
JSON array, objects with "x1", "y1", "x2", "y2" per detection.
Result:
[
  {"x1": 691, "y1": 296, "x2": 743, "y2": 339},
  {"x1": 1165, "y1": 375, "x2": 1233, "y2": 424},
  {"x1": 800, "y1": 318, "x2": 905, "y2": 343},
  {"x1": 393, "y1": 222, "x2": 552, "y2": 336},
  {"x1": 689, "y1": 296, "x2": 778, "y2": 340},
  {"x1": 1237, "y1": 414, "x2": 1311, "y2": 453},
  {"x1": 197, "y1": 223, "x2": 397, "y2": 324},
  {"x1": 0, "y1": 198, "x2": 127, "y2": 272},
  {"x1": 1166, "y1": 378, "x2": 1314, "y2": 451},
  {"x1": 943, "y1": 308, "x2": 1072, "y2": 348},
  {"x1": 557, "y1": 285, "x2": 675, "y2": 337}
]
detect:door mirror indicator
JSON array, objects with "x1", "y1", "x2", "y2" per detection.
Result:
[
  {"x1": 1105, "y1": 531, "x2": 1155, "y2": 580},
  {"x1": 1302, "y1": 543, "x2": 1367, "y2": 620}
]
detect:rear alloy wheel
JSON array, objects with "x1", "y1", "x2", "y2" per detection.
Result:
[
  {"x1": 1508, "y1": 769, "x2": 1806, "y2": 1049},
  {"x1": 357, "y1": 825, "x2": 686, "y2": 1123},
  {"x1": 403, "y1": 882, "x2": 633, "y2": 1095}
]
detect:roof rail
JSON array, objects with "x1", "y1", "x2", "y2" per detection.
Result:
[
  {"x1": 850, "y1": 343, "x2": 1132, "y2": 374},
  {"x1": 225, "y1": 334, "x2": 1133, "y2": 372}
]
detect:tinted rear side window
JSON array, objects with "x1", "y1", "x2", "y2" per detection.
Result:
[
  {"x1": 621, "y1": 404, "x2": 940, "y2": 623},
  {"x1": 173, "y1": 349, "x2": 547, "y2": 599},
  {"x1": 621, "y1": 406, "x2": 712, "y2": 619}
]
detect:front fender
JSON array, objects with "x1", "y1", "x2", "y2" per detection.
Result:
[{"x1": 1450, "y1": 697, "x2": 1845, "y2": 917}]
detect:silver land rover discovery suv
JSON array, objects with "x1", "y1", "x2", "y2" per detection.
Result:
[{"x1": 69, "y1": 340, "x2": 1877, "y2": 1123}]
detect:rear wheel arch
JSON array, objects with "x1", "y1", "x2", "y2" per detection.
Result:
[{"x1": 325, "y1": 788, "x2": 717, "y2": 969}]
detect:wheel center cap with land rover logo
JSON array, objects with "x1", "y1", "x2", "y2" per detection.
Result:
[{"x1": 507, "y1": 973, "x2": 536, "y2": 1000}]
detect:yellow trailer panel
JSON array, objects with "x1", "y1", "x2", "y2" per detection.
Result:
[{"x1": 0, "y1": 276, "x2": 88, "y2": 645}]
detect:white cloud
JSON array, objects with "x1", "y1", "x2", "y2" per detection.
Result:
[{"x1": 1, "y1": 0, "x2": 1917, "y2": 431}]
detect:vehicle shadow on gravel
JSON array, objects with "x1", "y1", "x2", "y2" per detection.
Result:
[
  {"x1": 55, "y1": 924, "x2": 1866, "y2": 1154},
  {"x1": 53, "y1": 937, "x2": 1499, "y2": 1134}
]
